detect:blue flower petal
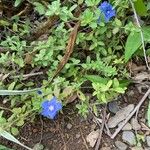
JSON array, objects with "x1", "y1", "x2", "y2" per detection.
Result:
[
  {"x1": 48, "y1": 111, "x2": 57, "y2": 119},
  {"x1": 41, "y1": 97, "x2": 62, "y2": 120},
  {"x1": 56, "y1": 102, "x2": 62, "y2": 110},
  {"x1": 98, "y1": 1, "x2": 116, "y2": 23},
  {"x1": 41, "y1": 100, "x2": 49, "y2": 108}
]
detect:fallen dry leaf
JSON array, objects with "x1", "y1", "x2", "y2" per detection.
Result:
[
  {"x1": 86, "y1": 130, "x2": 100, "y2": 147},
  {"x1": 51, "y1": 21, "x2": 80, "y2": 81},
  {"x1": 133, "y1": 72, "x2": 150, "y2": 81},
  {"x1": 66, "y1": 93, "x2": 78, "y2": 104}
]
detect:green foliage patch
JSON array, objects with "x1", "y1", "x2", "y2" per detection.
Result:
[{"x1": 0, "y1": 0, "x2": 150, "y2": 138}]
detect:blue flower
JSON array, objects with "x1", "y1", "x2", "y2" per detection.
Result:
[
  {"x1": 41, "y1": 97, "x2": 62, "y2": 119},
  {"x1": 98, "y1": 1, "x2": 116, "y2": 22}
]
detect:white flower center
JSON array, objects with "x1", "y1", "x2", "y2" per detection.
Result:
[
  {"x1": 49, "y1": 105, "x2": 54, "y2": 111},
  {"x1": 107, "y1": 10, "x2": 110, "y2": 14}
]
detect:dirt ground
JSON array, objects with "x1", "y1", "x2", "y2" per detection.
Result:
[{"x1": 1, "y1": 85, "x2": 149, "y2": 150}]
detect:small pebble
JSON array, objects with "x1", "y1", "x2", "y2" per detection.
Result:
[
  {"x1": 53, "y1": 140, "x2": 57, "y2": 143},
  {"x1": 146, "y1": 136, "x2": 150, "y2": 147},
  {"x1": 33, "y1": 129, "x2": 38, "y2": 133},
  {"x1": 118, "y1": 122, "x2": 132, "y2": 131},
  {"x1": 75, "y1": 134, "x2": 80, "y2": 139},
  {"x1": 67, "y1": 123, "x2": 72, "y2": 129},
  {"x1": 115, "y1": 141, "x2": 128, "y2": 150},
  {"x1": 108, "y1": 101, "x2": 119, "y2": 114},
  {"x1": 122, "y1": 131, "x2": 136, "y2": 146},
  {"x1": 131, "y1": 118, "x2": 141, "y2": 130},
  {"x1": 86, "y1": 129, "x2": 99, "y2": 147}
]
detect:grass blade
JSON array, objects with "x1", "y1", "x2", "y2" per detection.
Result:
[
  {"x1": 0, "y1": 89, "x2": 39, "y2": 95},
  {"x1": 0, "y1": 131, "x2": 32, "y2": 150},
  {"x1": 147, "y1": 101, "x2": 150, "y2": 127}
]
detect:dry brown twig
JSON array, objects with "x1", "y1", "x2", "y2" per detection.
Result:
[
  {"x1": 80, "y1": 128, "x2": 89, "y2": 150},
  {"x1": 10, "y1": 72, "x2": 43, "y2": 80},
  {"x1": 95, "y1": 105, "x2": 107, "y2": 150}
]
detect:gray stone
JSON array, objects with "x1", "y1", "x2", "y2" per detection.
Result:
[
  {"x1": 108, "y1": 101, "x2": 119, "y2": 114},
  {"x1": 131, "y1": 118, "x2": 141, "y2": 130},
  {"x1": 115, "y1": 141, "x2": 128, "y2": 150},
  {"x1": 122, "y1": 131, "x2": 136, "y2": 146},
  {"x1": 75, "y1": 133, "x2": 80, "y2": 139},
  {"x1": 86, "y1": 129, "x2": 99, "y2": 147},
  {"x1": 131, "y1": 147, "x2": 143, "y2": 150},
  {"x1": 67, "y1": 123, "x2": 72, "y2": 129},
  {"x1": 118, "y1": 122, "x2": 132, "y2": 131},
  {"x1": 146, "y1": 136, "x2": 150, "y2": 147},
  {"x1": 108, "y1": 104, "x2": 134, "y2": 128},
  {"x1": 122, "y1": 123, "x2": 132, "y2": 131}
]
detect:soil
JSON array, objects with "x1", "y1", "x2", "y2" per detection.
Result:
[
  {"x1": 1, "y1": 85, "x2": 149, "y2": 150},
  {"x1": 0, "y1": 103, "x2": 95, "y2": 150}
]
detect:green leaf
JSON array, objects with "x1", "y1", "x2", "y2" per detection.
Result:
[
  {"x1": 81, "y1": 9, "x2": 94, "y2": 26},
  {"x1": 85, "y1": 0, "x2": 99, "y2": 6},
  {"x1": 93, "y1": 104, "x2": 98, "y2": 116},
  {"x1": 0, "y1": 144, "x2": 13, "y2": 150},
  {"x1": 114, "y1": 87, "x2": 125, "y2": 93},
  {"x1": 11, "y1": 127, "x2": 19, "y2": 136},
  {"x1": 143, "y1": 26, "x2": 150, "y2": 42},
  {"x1": 119, "y1": 80, "x2": 130, "y2": 88},
  {"x1": 77, "y1": 91, "x2": 86, "y2": 101},
  {"x1": 85, "y1": 75, "x2": 109, "y2": 84},
  {"x1": 0, "y1": 130, "x2": 32, "y2": 150},
  {"x1": 14, "y1": 0, "x2": 23, "y2": 7},
  {"x1": 147, "y1": 101, "x2": 150, "y2": 127},
  {"x1": 12, "y1": 23, "x2": 18, "y2": 32},
  {"x1": 0, "y1": 20, "x2": 10, "y2": 26},
  {"x1": 8, "y1": 82, "x2": 16, "y2": 90},
  {"x1": 134, "y1": 0, "x2": 147, "y2": 16},
  {"x1": 106, "y1": 80, "x2": 113, "y2": 88},
  {"x1": 16, "y1": 119, "x2": 24, "y2": 127},
  {"x1": 33, "y1": 2, "x2": 46, "y2": 15},
  {"x1": 78, "y1": 0, "x2": 84, "y2": 4},
  {"x1": 113, "y1": 78, "x2": 119, "y2": 88},
  {"x1": 46, "y1": 0, "x2": 61, "y2": 16},
  {"x1": 125, "y1": 31, "x2": 141, "y2": 62},
  {"x1": 100, "y1": 93, "x2": 106, "y2": 103}
]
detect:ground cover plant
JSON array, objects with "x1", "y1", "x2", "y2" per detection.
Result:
[{"x1": 0, "y1": 0, "x2": 150, "y2": 149}]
